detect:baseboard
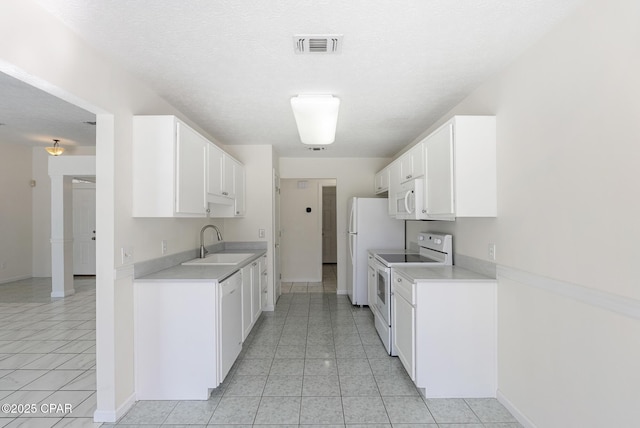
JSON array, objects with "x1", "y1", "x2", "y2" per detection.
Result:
[
  {"x1": 337, "y1": 289, "x2": 348, "y2": 295},
  {"x1": 497, "y1": 389, "x2": 536, "y2": 428},
  {"x1": 0, "y1": 274, "x2": 31, "y2": 284},
  {"x1": 93, "y1": 392, "x2": 136, "y2": 423},
  {"x1": 281, "y1": 278, "x2": 322, "y2": 283},
  {"x1": 263, "y1": 304, "x2": 275, "y2": 311},
  {"x1": 51, "y1": 289, "x2": 75, "y2": 298}
]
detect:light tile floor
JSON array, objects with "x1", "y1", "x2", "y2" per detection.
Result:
[
  {"x1": 0, "y1": 276, "x2": 98, "y2": 427},
  {"x1": 1, "y1": 268, "x2": 521, "y2": 427}
]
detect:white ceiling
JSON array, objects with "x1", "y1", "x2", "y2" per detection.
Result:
[
  {"x1": 0, "y1": 71, "x2": 96, "y2": 149},
  {"x1": 6, "y1": 0, "x2": 583, "y2": 157}
]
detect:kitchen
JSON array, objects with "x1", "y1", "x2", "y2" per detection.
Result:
[{"x1": 0, "y1": 0, "x2": 639, "y2": 427}]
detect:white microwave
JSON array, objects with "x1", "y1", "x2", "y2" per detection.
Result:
[{"x1": 396, "y1": 179, "x2": 427, "y2": 220}]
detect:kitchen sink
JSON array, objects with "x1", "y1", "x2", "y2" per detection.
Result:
[{"x1": 182, "y1": 253, "x2": 254, "y2": 266}]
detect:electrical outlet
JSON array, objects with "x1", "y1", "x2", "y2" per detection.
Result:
[
  {"x1": 121, "y1": 246, "x2": 134, "y2": 265},
  {"x1": 161, "y1": 240, "x2": 168, "y2": 255},
  {"x1": 488, "y1": 243, "x2": 496, "y2": 261},
  {"x1": 258, "y1": 229, "x2": 265, "y2": 239}
]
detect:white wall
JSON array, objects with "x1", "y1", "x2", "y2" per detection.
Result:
[
  {"x1": 279, "y1": 158, "x2": 389, "y2": 292},
  {"x1": 398, "y1": 0, "x2": 640, "y2": 425},
  {"x1": 0, "y1": 0, "x2": 229, "y2": 420},
  {"x1": 280, "y1": 179, "x2": 321, "y2": 282},
  {"x1": 0, "y1": 142, "x2": 32, "y2": 283}
]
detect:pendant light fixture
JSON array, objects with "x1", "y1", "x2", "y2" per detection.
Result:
[{"x1": 45, "y1": 139, "x2": 65, "y2": 156}]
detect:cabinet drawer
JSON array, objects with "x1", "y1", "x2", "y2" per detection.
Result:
[{"x1": 392, "y1": 270, "x2": 415, "y2": 305}]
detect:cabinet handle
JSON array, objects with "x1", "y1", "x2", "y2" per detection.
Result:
[
  {"x1": 406, "y1": 174, "x2": 412, "y2": 179},
  {"x1": 222, "y1": 191, "x2": 229, "y2": 196},
  {"x1": 236, "y1": 211, "x2": 240, "y2": 215},
  {"x1": 397, "y1": 278, "x2": 402, "y2": 282},
  {"x1": 252, "y1": 262, "x2": 257, "y2": 267},
  {"x1": 229, "y1": 289, "x2": 236, "y2": 294}
]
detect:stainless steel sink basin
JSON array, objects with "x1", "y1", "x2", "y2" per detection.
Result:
[{"x1": 182, "y1": 253, "x2": 254, "y2": 266}]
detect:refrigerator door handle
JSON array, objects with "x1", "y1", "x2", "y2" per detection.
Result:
[{"x1": 348, "y1": 234, "x2": 355, "y2": 262}]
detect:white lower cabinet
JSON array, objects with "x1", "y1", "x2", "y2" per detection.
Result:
[
  {"x1": 241, "y1": 265, "x2": 253, "y2": 340},
  {"x1": 134, "y1": 255, "x2": 266, "y2": 401},
  {"x1": 241, "y1": 259, "x2": 263, "y2": 341},
  {"x1": 251, "y1": 260, "x2": 261, "y2": 321},
  {"x1": 391, "y1": 269, "x2": 497, "y2": 398},
  {"x1": 219, "y1": 272, "x2": 242, "y2": 381},
  {"x1": 134, "y1": 279, "x2": 223, "y2": 400},
  {"x1": 260, "y1": 255, "x2": 268, "y2": 309},
  {"x1": 391, "y1": 272, "x2": 415, "y2": 380}
]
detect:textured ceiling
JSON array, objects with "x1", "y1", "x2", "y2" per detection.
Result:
[
  {"x1": 10, "y1": 0, "x2": 583, "y2": 157},
  {"x1": 0, "y1": 71, "x2": 95, "y2": 149}
]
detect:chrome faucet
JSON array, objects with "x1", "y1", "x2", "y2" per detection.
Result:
[{"x1": 200, "y1": 224, "x2": 223, "y2": 258}]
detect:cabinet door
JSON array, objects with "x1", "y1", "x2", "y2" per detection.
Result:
[
  {"x1": 399, "y1": 152, "x2": 413, "y2": 183},
  {"x1": 409, "y1": 142, "x2": 425, "y2": 179},
  {"x1": 425, "y1": 123, "x2": 454, "y2": 218},
  {"x1": 251, "y1": 261, "x2": 261, "y2": 321},
  {"x1": 222, "y1": 154, "x2": 236, "y2": 198},
  {"x1": 260, "y1": 256, "x2": 268, "y2": 309},
  {"x1": 367, "y1": 264, "x2": 376, "y2": 312},
  {"x1": 241, "y1": 266, "x2": 252, "y2": 340},
  {"x1": 176, "y1": 123, "x2": 207, "y2": 215},
  {"x1": 233, "y1": 162, "x2": 246, "y2": 216},
  {"x1": 392, "y1": 292, "x2": 415, "y2": 381},
  {"x1": 375, "y1": 168, "x2": 389, "y2": 194},
  {"x1": 220, "y1": 274, "x2": 242, "y2": 380},
  {"x1": 388, "y1": 161, "x2": 401, "y2": 215},
  {"x1": 207, "y1": 145, "x2": 225, "y2": 197}
]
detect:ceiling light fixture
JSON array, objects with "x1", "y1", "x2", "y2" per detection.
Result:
[
  {"x1": 45, "y1": 139, "x2": 65, "y2": 156},
  {"x1": 290, "y1": 94, "x2": 340, "y2": 145}
]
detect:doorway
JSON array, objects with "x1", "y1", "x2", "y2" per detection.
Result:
[
  {"x1": 279, "y1": 178, "x2": 337, "y2": 286},
  {"x1": 73, "y1": 180, "x2": 97, "y2": 275},
  {"x1": 322, "y1": 185, "x2": 337, "y2": 263}
]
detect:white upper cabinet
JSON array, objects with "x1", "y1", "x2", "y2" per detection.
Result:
[
  {"x1": 374, "y1": 167, "x2": 390, "y2": 194},
  {"x1": 375, "y1": 115, "x2": 496, "y2": 221},
  {"x1": 133, "y1": 115, "x2": 207, "y2": 217},
  {"x1": 207, "y1": 147, "x2": 246, "y2": 217},
  {"x1": 207, "y1": 145, "x2": 226, "y2": 199},
  {"x1": 133, "y1": 115, "x2": 245, "y2": 218},
  {"x1": 423, "y1": 116, "x2": 496, "y2": 220},
  {"x1": 387, "y1": 160, "x2": 401, "y2": 216},
  {"x1": 399, "y1": 142, "x2": 425, "y2": 183},
  {"x1": 233, "y1": 161, "x2": 246, "y2": 217}
]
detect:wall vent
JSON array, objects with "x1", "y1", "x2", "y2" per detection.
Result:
[{"x1": 294, "y1": 35, "x2": 342, "y2": 54}]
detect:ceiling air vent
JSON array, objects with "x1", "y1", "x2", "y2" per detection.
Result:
[{"x1": 294, "y1": 35, "x2": 343, "y2": 54}]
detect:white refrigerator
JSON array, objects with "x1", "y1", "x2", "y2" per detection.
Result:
[{"x1": 347, "y1": 197, "x2": 404, "y2": 306}]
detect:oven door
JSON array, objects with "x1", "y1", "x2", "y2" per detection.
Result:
[{"x1": 375, "y1": 262, "x2": 391, "y2": 325}]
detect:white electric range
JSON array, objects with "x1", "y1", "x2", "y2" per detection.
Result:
[{"x1": 368, "y1": 233, "x2": 453, "y2": 355}]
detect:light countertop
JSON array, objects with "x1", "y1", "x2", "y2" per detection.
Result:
[
  {"x1": 135, "y1": 249, "x2": 266, "y2": 283},
  {"x1": 392, "y1": 265, "x2": 496, "y2": 282}
]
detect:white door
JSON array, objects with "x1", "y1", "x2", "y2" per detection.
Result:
[{"x1": 73, "y1": 184, "x2": 96, "y2": 275}]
